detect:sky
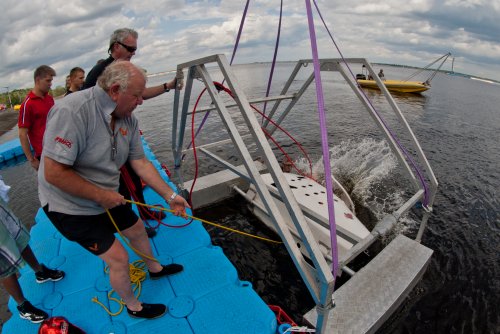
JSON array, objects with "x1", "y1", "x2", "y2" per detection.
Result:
[{"x1": 1, "y1": 0, "x2": 500, "y2": 90}]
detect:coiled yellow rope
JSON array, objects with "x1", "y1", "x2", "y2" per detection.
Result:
[
  {"x1": 93, "y1": 198, "x2": 282, "y2": 315},
  {"x1": 92, "y1": 209, "x2": 157, "y2": 315},
  {"x1": 92, "y1": 260, "x2": 148, "y2": 315}
]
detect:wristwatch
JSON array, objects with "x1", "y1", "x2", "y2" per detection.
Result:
[
  {"x1": 167, "y1": 192, "x2": 177, "y2": 204},
  {"x1": 163, "y1": 83, "x2": 170, "y2": 92}
]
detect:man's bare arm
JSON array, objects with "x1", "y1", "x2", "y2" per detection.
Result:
[
  {"x1": 18, "y1": 127, "x2": 39, "y2": 170},
  {"x1": 44, "y1": 156, "x2": 125, "y2": 209},
  {"x1": 142, "y1": 77, "x2": 177, "y2": 100}
]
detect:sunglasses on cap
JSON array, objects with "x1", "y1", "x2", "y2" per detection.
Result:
[{"x1": 116, "y1": 41, "x2": 137, "y2": 53}]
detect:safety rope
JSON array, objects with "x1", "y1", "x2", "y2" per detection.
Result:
[
  {"x1": 182, "y1": 1, "x2": 315, "y2": 204},
  {"x1": 94, "y1": 197, "x2": 282, "y2": 314},
  {"x1": 120, "y1": 164, "x2": 163, "y2": 230},
  {"x1": 95, "y1": 204, "x2": 282, "y2": 316},
  {"x1": 188, "y1": 87, "x2": 207, "y2": 201},
  {"x1": 124, "y1": 199, "x2": 282, "y2": 244},
  {"x1": 212, "y1": 81, "x2": 314, "y2": 178},
  {"x1": 404, "y1": 52, "x2": 451, "y2": 83},
  {"x1": 185, "y1": 81, "x2": 316, "y2": 217},
  {"x1": 105, "y1": 208, "x2": 160, "y2": 261},
  {"x1": 95, "y1": 197, "x2": 282, "y2": 317},
  {"x1": 92, "y1": 260, "x2": 148, "y2": 316}
]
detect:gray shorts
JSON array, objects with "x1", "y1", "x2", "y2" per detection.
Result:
[{"x1": 0, "y1": 199, "x2": 30, "y2": 279}]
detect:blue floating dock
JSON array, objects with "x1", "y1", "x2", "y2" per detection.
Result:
[
  {"x1": 0, "y1": 138, "x2": 27, "y2": 168},
  {"x1": 2, "y1": 138, "x2": 278, "y2": 333}
]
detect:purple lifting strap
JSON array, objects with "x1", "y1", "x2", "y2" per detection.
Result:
[
  {"x1": 262, "y1": 0, "x2": 283, "y2": 123},
  {"x1": 185, "y1": 0, "x2": 250, "y2": 152},
  {"x1": 305, "y1": 0, "x2": 339, "y2": 277},
  {"x1": 312, "y1": 0, "x2": 430, "y2": 207}
]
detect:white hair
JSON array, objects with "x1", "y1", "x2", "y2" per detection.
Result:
[{"x1": 97, "y1": 61, "x2": 147, "y2": 92}]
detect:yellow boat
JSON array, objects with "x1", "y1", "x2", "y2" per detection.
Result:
[
  {"x1": 356, "y1": 53, "x2": 452, "y2": 93},
  {"x1": 357, "y1": 79, "x2": 429, "y2": 93}
]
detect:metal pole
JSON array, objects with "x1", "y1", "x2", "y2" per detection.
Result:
[
  {"x1": 7, "y1": 87, "x2": 12, "y2": 108},
  {"x1": 2, "y1": 87, "x2": 13, "y2": 109}
]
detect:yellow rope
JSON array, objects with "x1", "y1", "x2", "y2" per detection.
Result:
[
  {"x1": 92, "y1": 260, "x2": 148, "y2": 315},
  {"x1": 94, "y1": 197, "x2": 282, "y2": 315},
  {"x1": 125, "y1": 199, "x2": 283, "y2": 244},
  {"x1": 105, "y1": 209, "x2": 159, "y2": 262}
]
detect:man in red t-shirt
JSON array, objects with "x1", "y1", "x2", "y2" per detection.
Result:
[{"x1": 18, "y1": 65, "x2": 56, "y2": 171}]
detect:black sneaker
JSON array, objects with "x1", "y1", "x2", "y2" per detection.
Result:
[
  {"x1": 17, "y1": 301, "x2": 48, "y2": 323},
  {"x1": 127, "y1": 303, "x2": 167, "y2": 319},
  {"x1": 149, "y1": 264, "x2": 184, "y2": 279},
  {"x1": 35, "y1": 264, "x2": 65, "y2": 283}
]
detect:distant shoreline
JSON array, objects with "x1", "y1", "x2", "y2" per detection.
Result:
[{"x1": 233, "y1": 60, "x2": 500, "y2": 85}]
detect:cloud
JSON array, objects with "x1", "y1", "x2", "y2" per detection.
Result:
[{"x1": 1, "y1": 0, "x2": 499, "y2": 89}]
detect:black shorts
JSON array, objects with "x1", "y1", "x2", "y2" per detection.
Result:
[{"x1": 43, "y1": 204, "x2": 138, "y2": 255}]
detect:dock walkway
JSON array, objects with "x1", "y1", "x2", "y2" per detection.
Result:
[
  {"x1": 2, "y1": 138, "x2": 277, "y2": 333},
  {"x1": 304, "y1": 234, "x2": 433, "y2": 334}
]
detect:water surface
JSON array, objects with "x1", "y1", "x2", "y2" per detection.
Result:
[{"x1": 1, "y1": 63, "x2": 498, "y2": 333}]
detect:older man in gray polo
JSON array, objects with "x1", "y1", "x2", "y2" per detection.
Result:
[{"x1": 38, "y1": 61, "x2": 190, "y2": 319}]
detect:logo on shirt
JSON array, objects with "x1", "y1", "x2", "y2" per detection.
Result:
[
  {"x1": 54, "y1": 136, "x2": 72, "y2": 148},
  {"x1": 88, "y1": 243, "x2": 99, "y2": 252},
  {"x1": 119, "y1": 127, "x2": 128, "y2": 136}
]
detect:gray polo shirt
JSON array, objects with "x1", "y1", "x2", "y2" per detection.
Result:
[{"x1": 38, "y1": 86, "x2": 145, "y2": 215}]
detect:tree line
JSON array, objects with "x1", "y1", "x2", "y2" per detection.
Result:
[{"x1": 0, "y1": 86, "x2": 66, "y2": 107}]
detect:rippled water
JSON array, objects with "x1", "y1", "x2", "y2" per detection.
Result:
[{"x1": 1, "y1": 63, "x2": 499, "y2": 333}]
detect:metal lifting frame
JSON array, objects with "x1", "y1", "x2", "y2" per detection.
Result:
[
  {"x1": 170, "y1": 54, "x2": 438, "y2": 332},
  {"x1": 171, "y1": 54, "x2": 335, "y2": 333},
  {"x1": 179, "y1": 56, "x2": 438, "y2": 260},
  {"x1": 261, "y1": 58, "x2": 438, "y2": 250}
]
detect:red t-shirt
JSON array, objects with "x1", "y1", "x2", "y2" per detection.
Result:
[{"x1": 18, "y1": 91, "x2": 54, "y2": 157}]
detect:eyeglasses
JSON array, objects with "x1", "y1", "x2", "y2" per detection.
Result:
[{"x1": 116, "y1": 41, "x2": 137, "y2": 53}]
